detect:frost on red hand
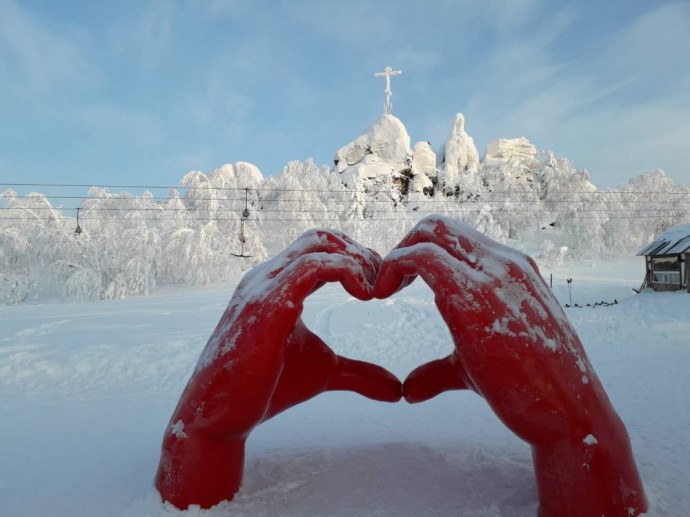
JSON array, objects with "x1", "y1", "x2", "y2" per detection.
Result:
[
  {"x1": 155, "y1": 229, "x2": 401, "y2": 510},
  {"x1": 155, "y1": 219, "x2": 647, "y2": 516},
  {"x1": 376, "y1": 215, "x2": 648, "y2": 517}
]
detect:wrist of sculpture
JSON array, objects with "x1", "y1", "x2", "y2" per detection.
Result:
[
  {"x1": 155, "y1": 431, "x2": 246, "y2": 510},
  {"x1": 531, "y1": 415, "x2": 647, "y2": 517}
]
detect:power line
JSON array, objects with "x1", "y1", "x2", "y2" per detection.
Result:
[
  {"x1": 0, "y1": 214, "x2": 684, "y2": 222},
  {"x1": 3, "y1": 194, "x2": 689, "y2": 206},
  {"x1": 2, "y1": 206, "x2": 689, "y2": 214},
  {"x1": 2, "y1": 181, "x2": 689, "y2": 196}
]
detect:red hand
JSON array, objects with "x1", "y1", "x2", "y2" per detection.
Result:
[
  {"x1": 375, "y1": 215, "x2": 647, "y2": 517},
  {"x1": 156, "y1": 229, "x2": 402, "y2": 509}
]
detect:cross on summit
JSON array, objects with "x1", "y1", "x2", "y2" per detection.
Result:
[{"x1": 375, "y1": 66, "x2": 402, "y2": 115}]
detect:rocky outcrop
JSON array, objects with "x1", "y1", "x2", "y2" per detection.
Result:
[
  {"x1": 482, "y1": 137, "x2": 540, "y2": 182},
  {"x1": 334, "y1": 114, "x2": 412, "y2": 173},
  {"x1": 435, "y1": 113, "x2": 480, "y2": 193},
  {"x1": 335, "y1": 114, "x2": 414, "y2": 191},
  {"x1": 437, "y1": 113, "x2": 480, "y2": 175},
  {"x1": 484, "y1": 137, "x2": 537, "y2": 163},
  {"x1": 411, "y1": 141, "x2": 437, "y2": 180}
]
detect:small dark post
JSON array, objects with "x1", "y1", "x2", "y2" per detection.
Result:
[{"x1": 74, "y1": 208, "x2": 82, "y2": 235}]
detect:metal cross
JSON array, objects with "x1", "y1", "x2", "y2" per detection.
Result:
[{"x1": 375, "y1": 66, "x2": 402, "y2": 115}]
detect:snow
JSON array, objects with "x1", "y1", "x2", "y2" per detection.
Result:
[
  {"x1": 411, "y1": 141, "x2": 437, "y2": 179},
  {"x1": 437, "y1": 113, "x2": 480, "y2": 176},
  {"x1": 638, "y1": 222, "x2": 690, "y2": 256},
  {"x1": 484, "y1": 137, "x2": 537, "y2": 163},
  {"x1": 339, "y1": 158, "x2": 398, "y2": 190},
  {"x1": 334, "y1": 114, "x2": 411, "y2": 172},
  {"x1": 1, "y1": 255, "x2": 689, "y2": 516},
  {"x1": 170, "y1": 420, "x2": 188, "y2": 439},
  {"x1": 334, "y1": 114, "x2": 414, "y2": 191},
  {"x1": 212, "y1": 162, "x2": 264, "y2": 188},
  {"x1": 582, "y1": 434, "x2": 598, "y2": 446}
]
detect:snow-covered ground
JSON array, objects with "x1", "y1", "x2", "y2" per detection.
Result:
[{"x1": 1, "y1": 256, "x2": 688, "y2": 516}]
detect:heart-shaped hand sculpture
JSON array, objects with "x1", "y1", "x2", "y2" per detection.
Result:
[{"x1": 155, "y1": 215, "x2": 647, "y2": 517}]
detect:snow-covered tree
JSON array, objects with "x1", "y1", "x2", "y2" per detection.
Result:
[{"x1": 2, "y1": 135, "x2": 689, "y2": 304}]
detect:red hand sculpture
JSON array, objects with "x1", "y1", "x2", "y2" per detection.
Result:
[
  {"x1": 155, "y1": 229, "x2": 402, "y2": 510},
  {"x1": 375, "y1": 215, "x2": 647, "y2": 517}
]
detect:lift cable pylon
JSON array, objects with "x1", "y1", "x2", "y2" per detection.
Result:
[{"x1": 231, "y1": 188, "x2": 253, "y2": 258}]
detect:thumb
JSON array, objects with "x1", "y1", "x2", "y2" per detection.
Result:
[
  {"x1": 327, "y1": 356, "x2": 402, "y2": 402},
  {"x1": 403, "y1": 353, "x2": 471, "y2": 403}
]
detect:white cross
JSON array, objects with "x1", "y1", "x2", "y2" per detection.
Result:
[{"x1": 375, "y1": 66, "x2": 402, "y2": 115}]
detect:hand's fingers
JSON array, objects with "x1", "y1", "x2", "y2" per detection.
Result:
[
  {"x1": 278, "y1": 253, "x2": 375, "y2": 304},
  {"x1": 397, "y1": 216, "x2": 541, "y2": 281},
  {"x1": 394, "y1": 215, "x2": 473, "y2": 260},
  {"x1": 377, "y1": 216, "x2": 479, "y2": 298},
  {"x1": 329, "y1": 231, "x2": 383, "y2": 281},
  {"x1": 403, "y1": 353, "x2": 472, "y2": 403},
  {"x1": 409, "y1": 215, "x2": 497, "y2": 250},
  {"x1": 240, "y1": 230, "x2": 380, "y2": 297},
  {"x1": 375, "y1": 242, "x2": 481, "y2": 301},
  {"x1": 327, "y1": 355, "x2": 402, "y2": 402},
  {"x1": 374, "y1": 243, "x2": 441, "y2": 299},
  {"x1": 284, "y1": 229, "x2": 381, "y2": 284},
  {"x1": 393, "y1": 216, "x2": 559, "y2": 328}
]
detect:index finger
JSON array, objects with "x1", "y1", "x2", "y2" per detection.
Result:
[{"x1": 239, "y1": 229, "x2": 381, "y2": 298}]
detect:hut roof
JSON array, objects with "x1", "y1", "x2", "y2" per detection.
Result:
[{"x1": 638, "y1": 223, "x2": 690, "y2": 256}]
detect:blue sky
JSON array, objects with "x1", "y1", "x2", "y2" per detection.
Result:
[{"x1": 1, "y1": 0, "x2": 688, "y2": 189}]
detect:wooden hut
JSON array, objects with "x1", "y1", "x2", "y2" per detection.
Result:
[{"x1": 637, "y1": 223, "x2": 690, "y2": 292}]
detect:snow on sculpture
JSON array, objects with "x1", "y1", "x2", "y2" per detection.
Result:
[
  {"x1": 155, "y1": 229, "x2": 402, "y2": 510},
  {"x1": 375, "y1": 215, "x2": 648, "y2": 517},
  {"x1": 156, "y1": 218, "x2": 647, "y2": 516}
]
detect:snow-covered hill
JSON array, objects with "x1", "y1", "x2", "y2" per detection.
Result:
[
  {"x1": 1, "y1": 112, "x2": 689, "y2": 303},
  {"x1": 0, "y1": 257, "x2": 687, "y2": 516}
]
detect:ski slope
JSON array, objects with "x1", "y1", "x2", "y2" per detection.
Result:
[{"x1": 1, "y1": 257, "x2": 688, "y2": 516}]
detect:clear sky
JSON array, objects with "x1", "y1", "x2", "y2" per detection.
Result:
[{"x1": 1, "y1": 0, "x2": 689, "y2": 190}]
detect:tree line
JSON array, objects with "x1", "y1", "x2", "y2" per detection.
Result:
[{"x1": 1, "y1": 157, "x2": 688, "y2": 303}]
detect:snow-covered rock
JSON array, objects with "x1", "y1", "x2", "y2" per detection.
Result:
[
  {"x1": 484, "y1": 137, "x2": 537, "y2": 163},
  {"x1": 411, "y1": 141, "x2": 437, "y2": 180},
  {"x1": 339, "y1": 156, "x2": 399, "y2": 190},
  {"x1": 481, "y1": 137, "x2": 541, "y2": 182},
  {"x1": 334, "y1": 114, "x2": 412, "y2": 172},
  {"x1": 335, "y1": 114, "x2": 413, "y2": 191},
  {"x1": 409, "y1": 170, "x2": 434, "y2": 194},
  {"x1": 437, "y1": 113, "x2": 480, "y2": 175}
]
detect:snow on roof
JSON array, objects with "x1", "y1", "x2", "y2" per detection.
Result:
[{"x1": 638, "y1": 223, "x2": 690, "y2": 256}]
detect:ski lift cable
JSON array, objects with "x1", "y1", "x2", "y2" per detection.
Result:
[
  {"x1": 1, "y1": 214, "x2": 685, "y2": 223},
  {"x1": 2, "y1": 206, "x2": 689, "y2": 215},
  {"x1": 1, "y1": 181, "x2": 688, "y2": 196},
  {"x1": 3, "y1": 195, "x2": 690, "y2": 206}
]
